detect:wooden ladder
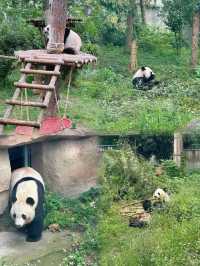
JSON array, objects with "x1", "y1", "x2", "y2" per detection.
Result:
[{"x1": 0, "y1": 58, "x2": 63, "y2": 133}]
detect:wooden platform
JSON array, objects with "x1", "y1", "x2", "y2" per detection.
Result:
[{"x1": 15, "y1": 50, "x2": 97, "y2": 68}]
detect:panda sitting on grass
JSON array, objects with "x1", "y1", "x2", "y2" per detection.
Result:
[
  {"x1": 9, "y1": 167, "x2": 45, "y2": 242},
  {"x1": 143, "y1": 188, "x2": 170, "y2": 212},
  {"x1": 132, "y1": 66, "x2": 157, "y2": 90},
  {"x1": 129, "y1": 188, "x2": 170, "y2": 228}
]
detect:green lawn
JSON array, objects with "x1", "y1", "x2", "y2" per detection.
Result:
[
  {"x1": 97, "y1": 190, "x2": 200, "y2": 266},
  {"x1": 59, "y1": 45, "x2": 200, "y2": 134}
]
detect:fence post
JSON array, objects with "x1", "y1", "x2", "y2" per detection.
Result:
[{"x1": 173, "y1": 132, "x2": 183, "y2": 167}]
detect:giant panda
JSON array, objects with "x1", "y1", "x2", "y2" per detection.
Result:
[
  {"x1": 9, "y1": 167, "x2": 45, "y2": 242},
  {"x1": 132, "y1": 66, "x2": 155, "y2": 89},
  {"x1": 43, "y1": 24, "x2": 82, "y2": 54},
  {"x1": 153, "y1": 188, "x2": 170, "y2": 203},
  {"x1": 142, "y1": 188, "x2": 170, "y2": 212}
]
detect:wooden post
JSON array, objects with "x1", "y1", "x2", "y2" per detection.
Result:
[
  {"x1": 129, "y1": 40, "x2": 137, "y2": 72},
  {"x1": 173, "y1": 132, "x2": 183, "y2": 167},
  {"x1": 47, "y1": 0, "x2": 67, "y2": 54}
]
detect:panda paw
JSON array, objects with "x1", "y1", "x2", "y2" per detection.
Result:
[{"x1": 26, "y1": 235, "x2": 41, "y2": 242}]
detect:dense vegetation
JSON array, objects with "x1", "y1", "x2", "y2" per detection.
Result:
[
  {"x1": 43, "y1": 146, "x2": 200, "y2": 266},
  {"x1": 0, "y1": 0, "x2": 200, "y2": 266}
]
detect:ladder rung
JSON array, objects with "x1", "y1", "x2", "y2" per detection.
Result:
[
  {"x1": 20, "y1": 69, "x2": 61, "y2": 76},
  {"x1": 6, "y1": 100, "x2": 47, "y2": 108},
  {"x1": 14, "y1": 82, "x2": 54, "y2": 91},
  {"x1": 24, "y1": 58, "x2": 64, "y2": 65},
  {"x1": 0, "y1": 118, "x2": 40, "y2": 127}
]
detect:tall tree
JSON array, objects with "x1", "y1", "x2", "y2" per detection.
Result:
[
  {"x1": 139, "y1": 0, "x2": 146, "y2": 25},
  {"x1": 191, "y1": 5, "x2": 200, "y2": 69},
  {"x1": 162, "y1": 0, "x2": 184, "y2": 55},
  {"x1": 47, "y1": 0, "x2": 67, "y2": 53},
  {"x1": 128, "y1": 0, "x2": 138, "y2": 72}
]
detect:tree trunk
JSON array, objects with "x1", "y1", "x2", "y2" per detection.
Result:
[
  {"x1": 139, "y1": 0, "x2": 146, "y2": 25},
  {"x1": 127, "y1": 12, "x2": 133, "y2": 49},
  {"x1": 47, "y1": 0, "x2": 67, "y2": 54},
  {"x1": 191, "y1": 12, "x2": 200, "y2": 69},
  {"x1": 129, "y1": 40, "x2": 137, "y2": 72},
  {"x1": 127, "y1": 0, "x2": 138, "y2": 72}
]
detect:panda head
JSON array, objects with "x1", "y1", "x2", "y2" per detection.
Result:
[
  {"x1": 10, "y1": 197, "x2": 36, "y2": 228},
  {"x1": 153, "y1": 188, "x2": 170, "y2": 203},
  {"x1": 43, "y1": 24, "x2": 50, "y2": 40}
]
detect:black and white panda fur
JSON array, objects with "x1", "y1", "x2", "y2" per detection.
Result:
[
  {"x1": 142, "y1": 188, "x2": 170, "y2": 212},
  {"x1": 132, "y1": 66, "x2": 155, "y2": 88},
  {"x1": 43, "y1": 24, "x2": 82, "y2": 54},
  {"x1": 10, "y1": 167, "x2": 45, "y2": 242}
]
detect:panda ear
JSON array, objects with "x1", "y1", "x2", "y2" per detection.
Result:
[
  {"x1": 26, "y1": 197, "x2": 35, "y2": 206},
  {"x1": 12, "y1": 196, "x2": 17, "y2": 203}
]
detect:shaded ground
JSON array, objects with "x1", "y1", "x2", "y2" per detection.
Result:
[{"x1": 0, "y1": 213, "x2": 80, "y2": 266}]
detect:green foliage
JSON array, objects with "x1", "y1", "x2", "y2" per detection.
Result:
[
  {"x1": 62, "y1": 242, "x2": 98, "y2": 266},
  {"x1": 99, "y1": 144, "x2": 158, "y2": 201},
  {"x1": 97, "y1": 174, "x2": 200, "y2": 266},
  {"x1": 0, "y1": 1, "x2": 42, "y2": 79},
  {"x1": 44, "y1": 188, "x2": 100, "y2": 230},
  {"x1": 194, "y1": 65, "x2": 200, "y2": 78},
  {"x1": 161, "y1": 160, "x2": 182, "y2": 178},
  {"x1": 138, "y1": 27, "x2": 175, "y2": 55},
  {"x1": 62, "y1": 248, "x2": 87, "y2": 266},
  {"x1": 82, "y1": 42, "x2": 100, "y2": 56},
  {"x1": 167, "y1": 177, "x2": 200, "y2": 222},
  {"x1": 162, "y1": 0, "x2": 184, "y2": 54}
]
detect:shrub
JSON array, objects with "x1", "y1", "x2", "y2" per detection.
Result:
[
  {"x1": 138, "y1": 27, "x2": 175, "y2": 55},
  {"x1": 44, "y1": 188, "x2": 100, "y2": 230},
  {"x1": 100, "y1": 144, "x2": 157, "y2": 201},
  {"x1": 161, "y1": 160, "x2": 182, "y2": 177}
]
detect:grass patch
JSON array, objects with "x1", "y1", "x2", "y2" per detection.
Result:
[
  {"x1": 58, "y1": 43, "x2": 199, "y2": 134},
  {"x1": 97, "y1": 149, "x2": 200, "y2": 266}
]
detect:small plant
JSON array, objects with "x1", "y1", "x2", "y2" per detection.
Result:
[
  {"x1": 44, "y1": 188, "x2": 100, "y2": 230},
  {"x1": 195, "y1": 65, "x2": 200, "y2": 78},
  {"x1": 62, "y1": 248, "x2": 86, "y2": 266},
  {"x1": 161, "y1": 159, "x2": 182, "y2": 177},
  {"x1": 82, "y1": 42, "x2": 99, "y2": 56}
]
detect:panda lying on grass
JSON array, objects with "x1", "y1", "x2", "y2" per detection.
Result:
[
  {"x1": 132, "y1": 66, "x2": 158, "y2": 90},
  {"x1": 43, "y1": 24, "x2": 82, "y2": 54},
  {"x1": 10, "y1": 167, "x2": 45, "y2": 242}
]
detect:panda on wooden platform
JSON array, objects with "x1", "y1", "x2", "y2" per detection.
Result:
[
  {"x1": 9, "y1": 167, "x2": 45, "y2": 242},
  {"x1": 43, "y1": 24, "x2": 82, "y2": 54}
]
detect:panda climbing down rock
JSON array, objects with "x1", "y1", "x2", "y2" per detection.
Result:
[
  {"x1": 132, "y1": 66, "x2": 156, "y2": 89},
  {"x1": 43, "y1": 24, "x2": 82, "y2": 55},
  {"x1": 10, "y1": 167, "x2": 45, "y2": 242}
]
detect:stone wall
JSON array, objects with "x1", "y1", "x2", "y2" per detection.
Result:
[
  {"x1": 0, "y1": 149, "x2": 11, "y2": 215},
  {"x1": 31, "y1": 136, "x2": 101, "y2": 197}
]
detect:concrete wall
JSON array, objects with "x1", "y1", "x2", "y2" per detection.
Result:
[
  {"x1": 0, "y1": 149, "x2": 11, "y2": 215},
  {"x1": 31, "y1": 136, "x2": 101, "y2": 197},
  {"x1": 185, "y1": 150, "x2": 200, "y2": 170}
]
